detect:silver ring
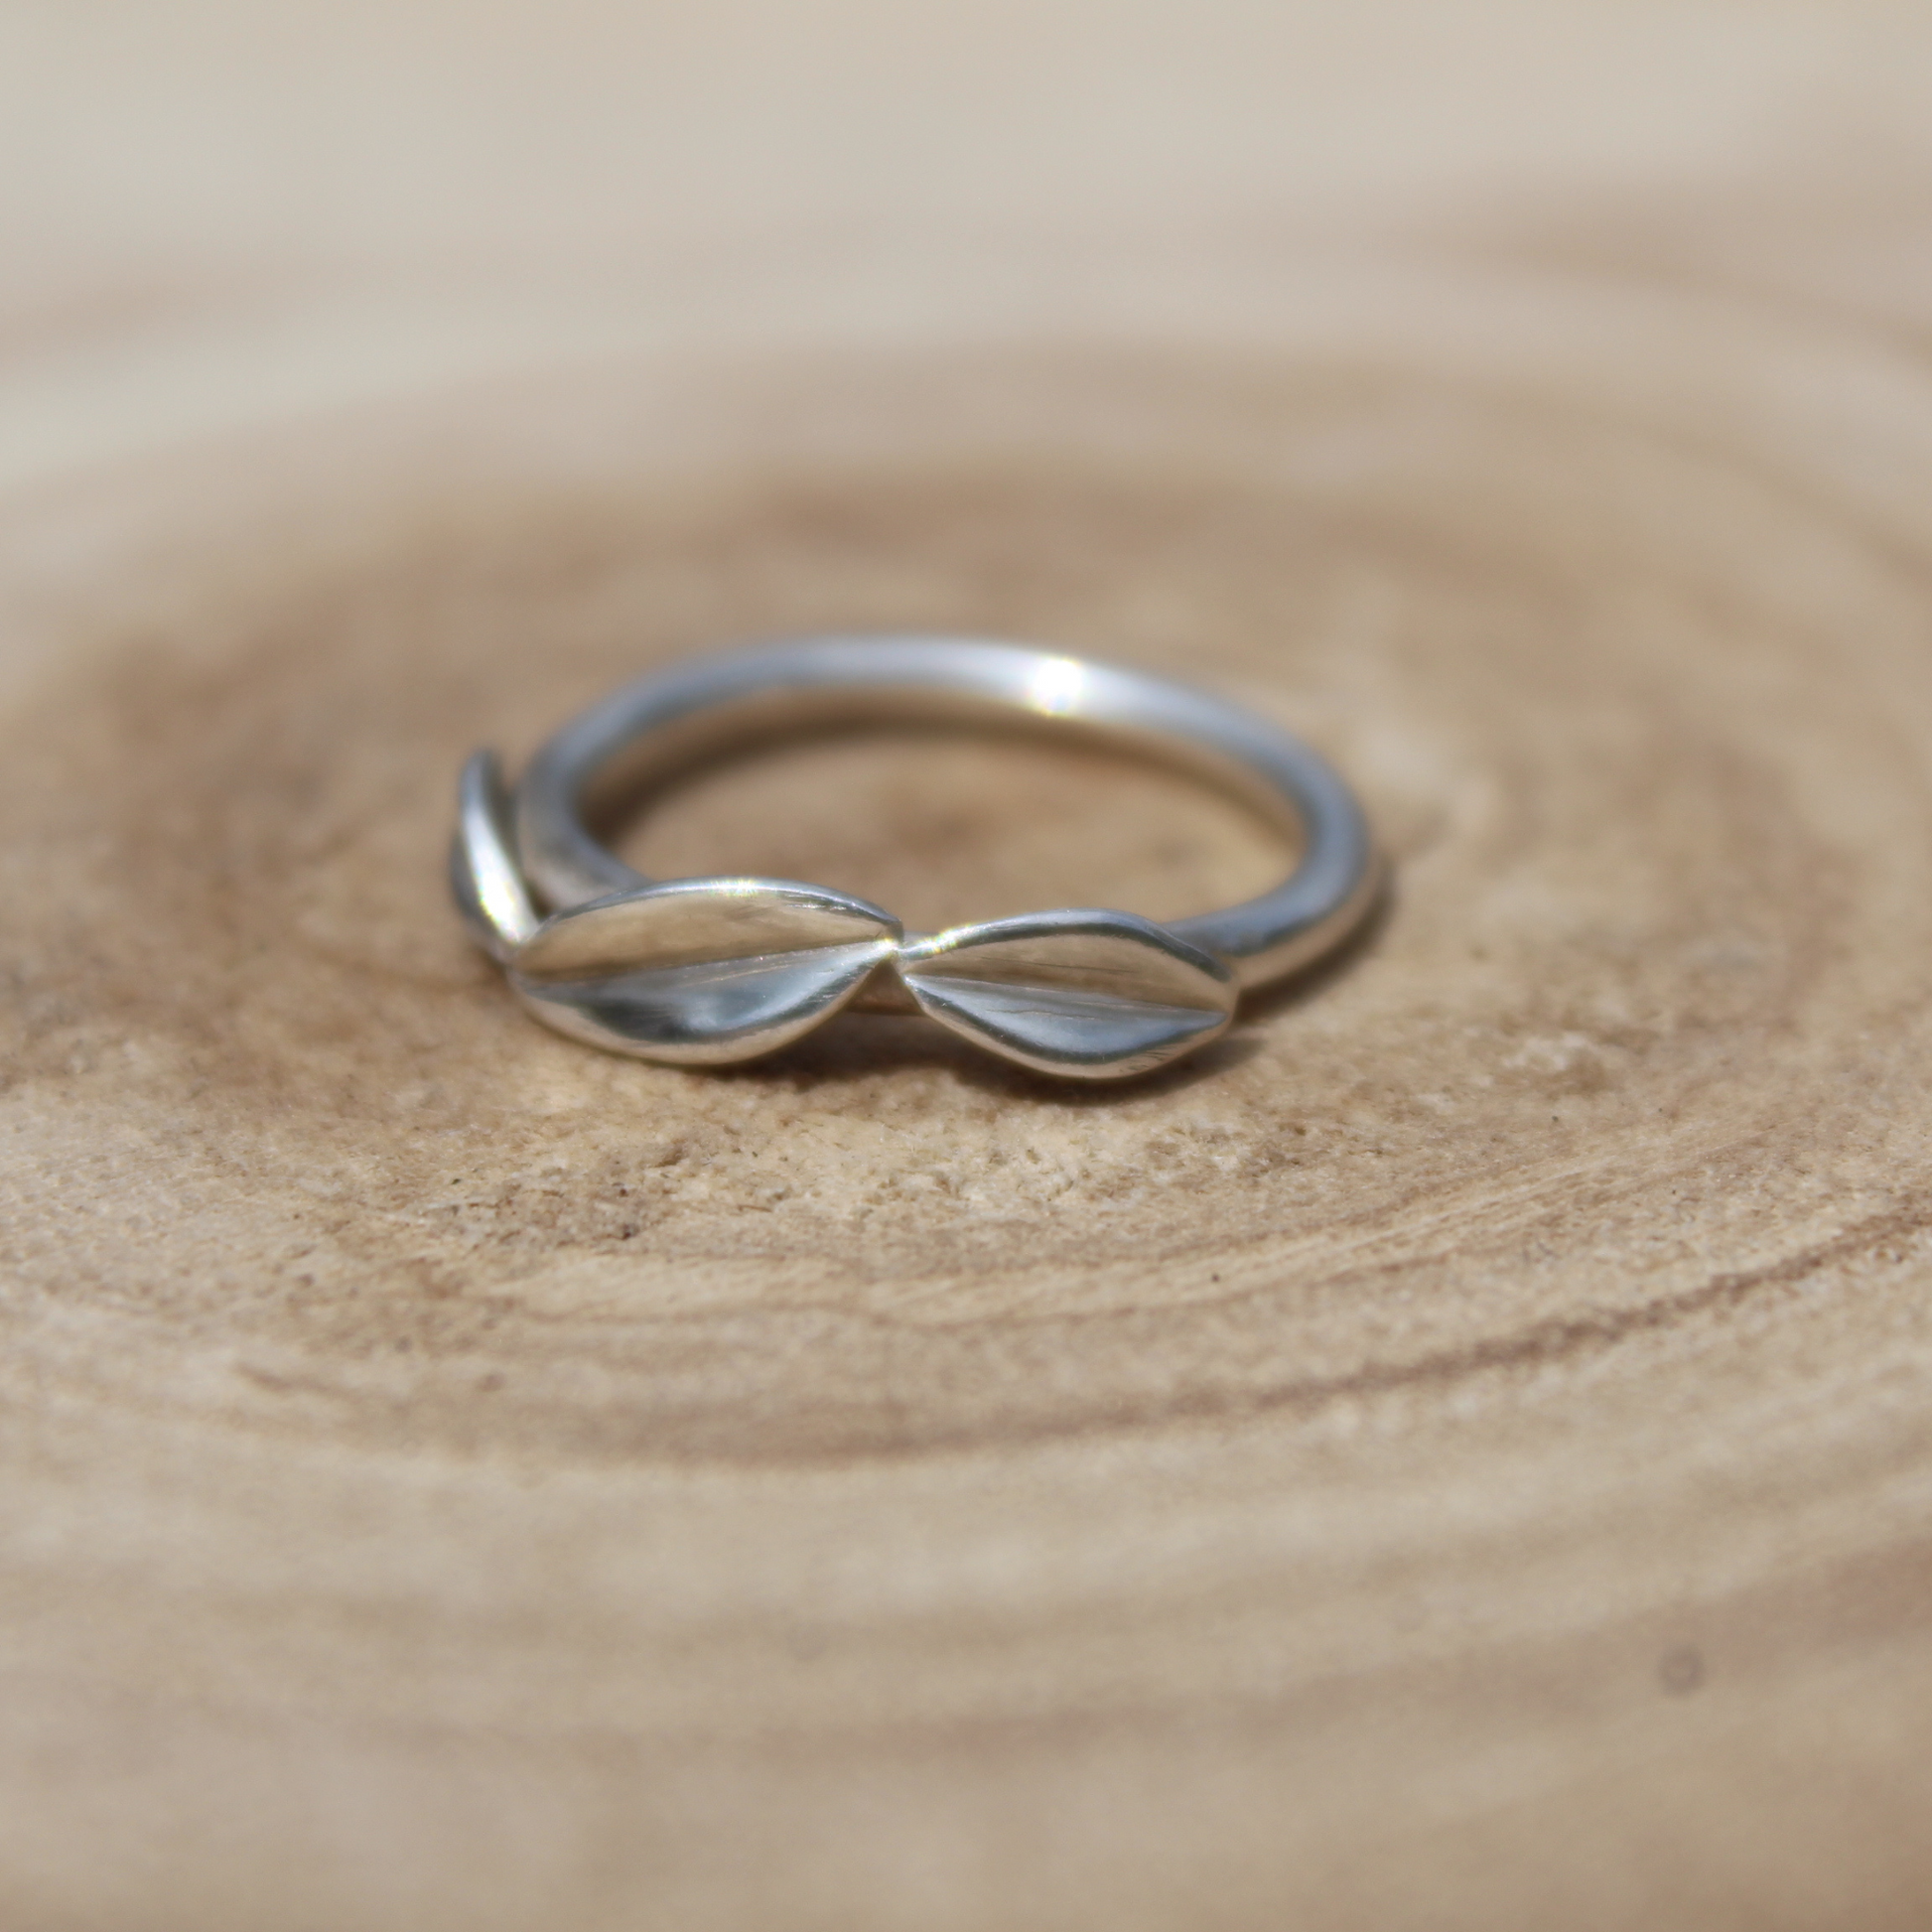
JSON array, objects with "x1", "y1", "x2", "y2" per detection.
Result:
[{"x1": 451, "y1": 637, "x2": 1380, "y2": 1080}]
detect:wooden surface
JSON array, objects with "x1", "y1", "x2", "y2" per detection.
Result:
[{"x1": 7, "y1": 6, "x2": 1932, "y2": 1928}]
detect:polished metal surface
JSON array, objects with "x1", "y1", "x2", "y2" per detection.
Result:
[
  {"x1": 508, "y1": 878, "x2": 900, "y2": 1065},
  {"x1": 449, "y1": 750, "x2": 537, "y2": 962},
  {"x1": 896, "y1": 910, "x2": 1236, "y2": 1078},
  {"x1": 452, "y1": 637, "x2": 1379, "y2": 1080}
]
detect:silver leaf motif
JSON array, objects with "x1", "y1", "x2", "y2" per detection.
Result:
[
  {"x1": 449, "y1": 750, "x2": 539, "y2": 961},
  {"x1": 895, "y1": 909, "x2": 1237, "y2": 1079},
  {"x1": 507, "y1": 879, "x2": 901, "y2": 1064}
]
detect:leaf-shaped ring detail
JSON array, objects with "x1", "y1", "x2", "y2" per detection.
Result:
[
  {"x1": 510, "y1": 881, "x2": 901, "y2": 1064},
  {"x1": 453, "y1": 753, "x2": 899, "y2": 1063},
  {"x1": 897, "y1": 911, "x2": 1236, "y2": 1079},
  {"x1": 452, "y1": 639, "x2": 1380, "y2": 1081}
]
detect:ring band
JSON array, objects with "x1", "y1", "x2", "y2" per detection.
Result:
[{"x1": 451, "y1": 637, "x2": 1380, "y2": 1080}]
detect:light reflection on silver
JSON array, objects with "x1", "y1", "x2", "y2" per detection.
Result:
[
  {"x1": 1024, "y1": 654, "x2": 1088, "y2": 718},
  {"x1": 507, "y1": 878, "x2": 898, "y2": 1064},
  {"x1": 452, "y1": 637, "x2": 1380, "y2": 1080},
  {"x1": 897, "y1": 908, "x2": 1236, "y2": 1078},
  {"x1": 450, "y1": 750, "x2": 537, "y2": 961}
]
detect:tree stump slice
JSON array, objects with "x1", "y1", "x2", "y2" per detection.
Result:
[{"x1": 5, "y1": 10, "x2": 1932, "y2": 1930}]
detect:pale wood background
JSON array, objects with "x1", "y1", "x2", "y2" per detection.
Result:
[{"x1": 7, "y1": 5, "x2": 1932, "y2": 1929}]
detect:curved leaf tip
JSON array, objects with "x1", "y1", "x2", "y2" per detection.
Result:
[{"x1": 450, "y1": 750, "x2": 539, "y2": 961}]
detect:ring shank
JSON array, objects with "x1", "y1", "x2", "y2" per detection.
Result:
[{"x1": 513, "y1": 637, "x2": 1379, "y2": 991}]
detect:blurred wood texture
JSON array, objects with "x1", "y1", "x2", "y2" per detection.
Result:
[{"x1": 6, "y1": 6, "x2": 1932, "y2": 1929}]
